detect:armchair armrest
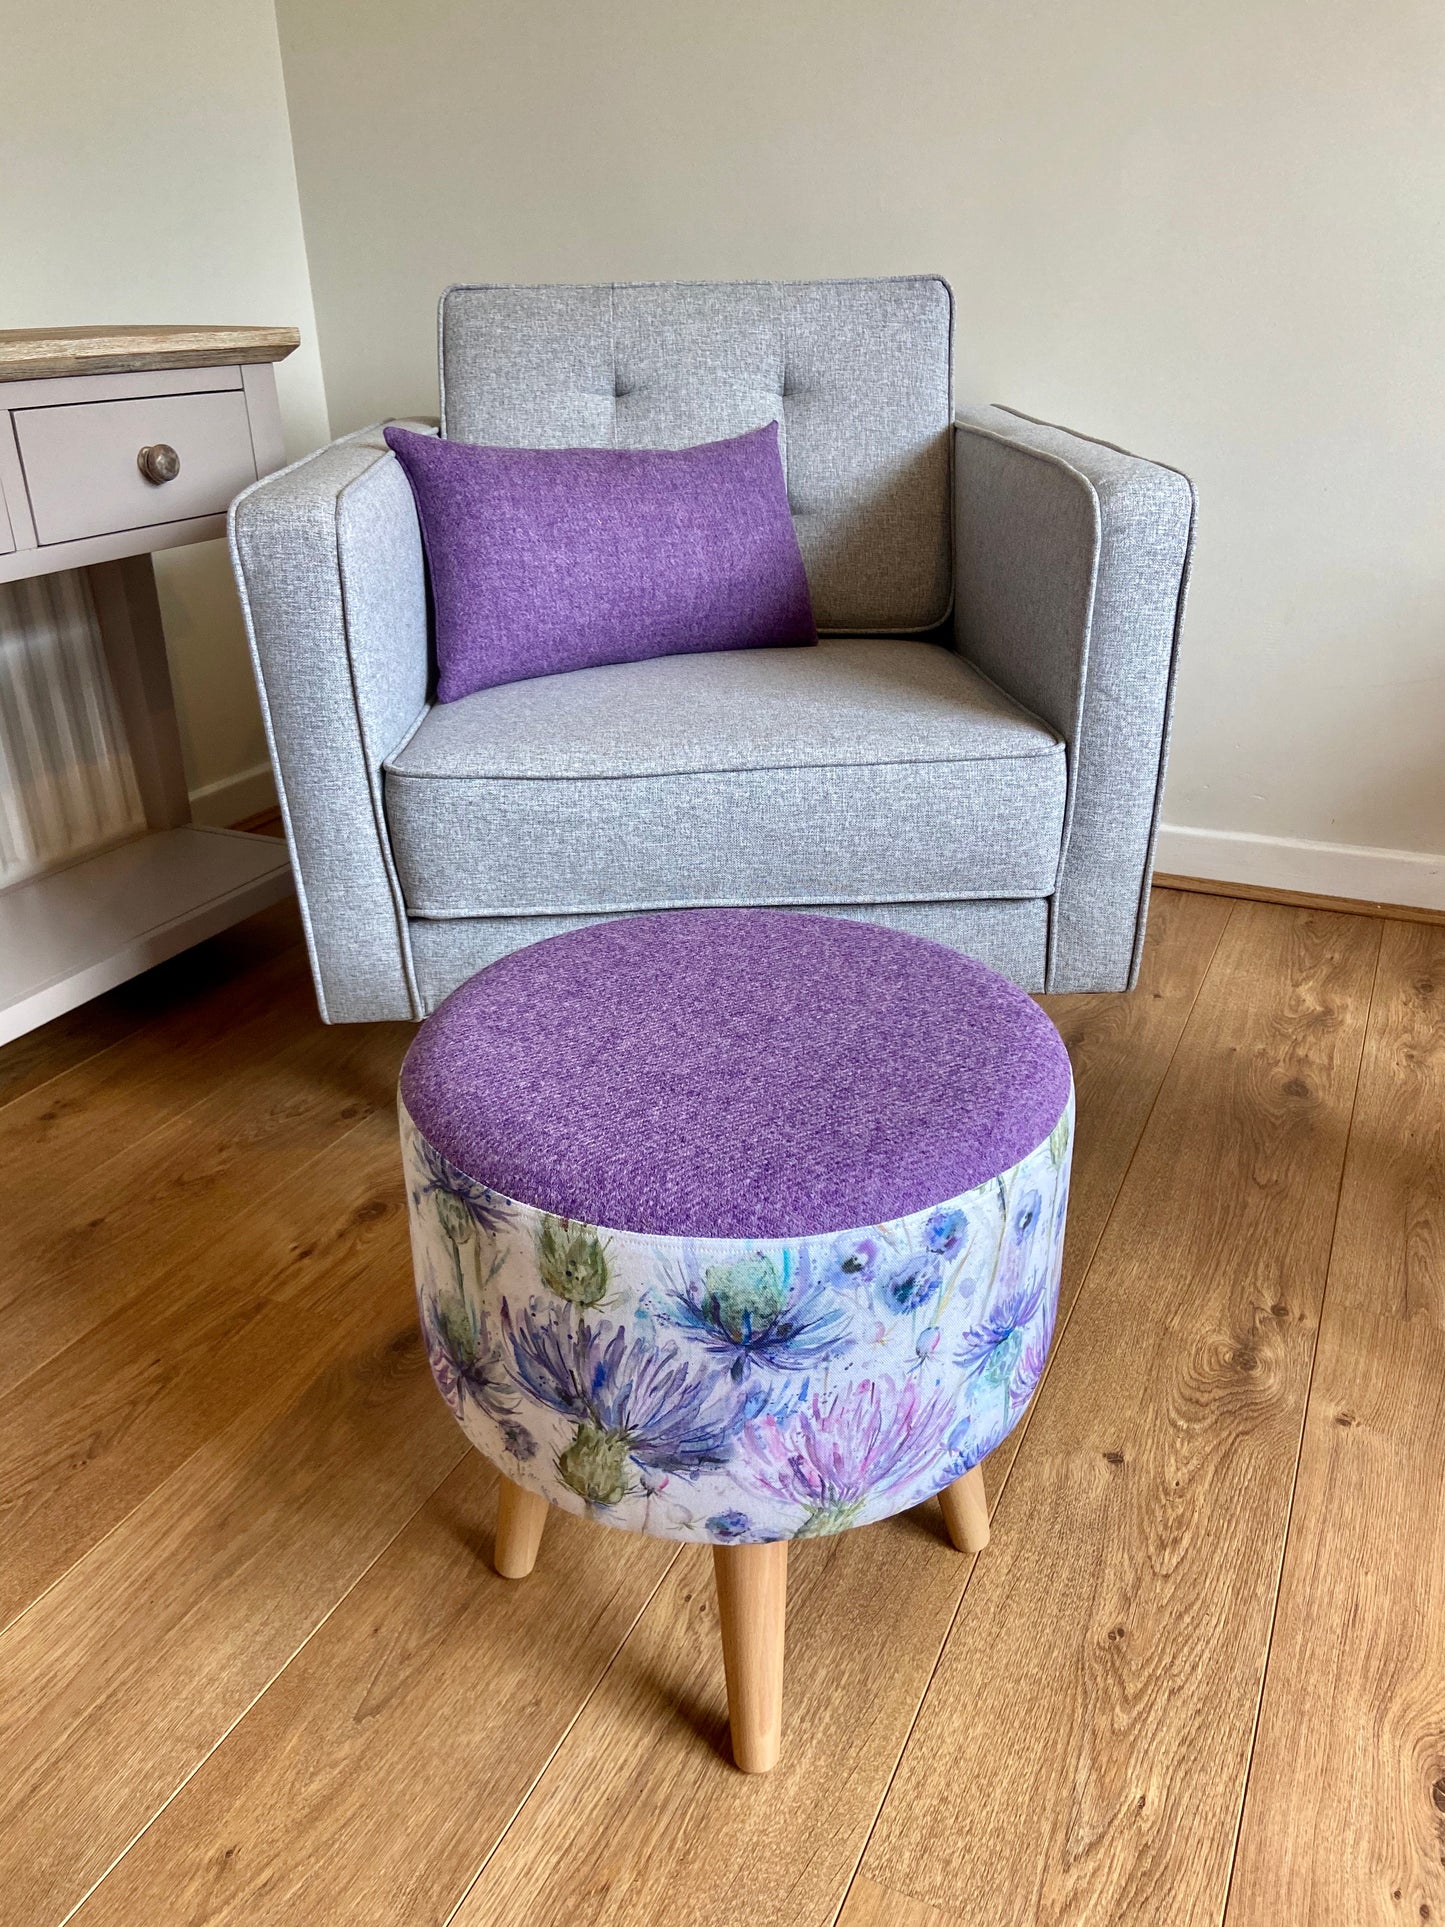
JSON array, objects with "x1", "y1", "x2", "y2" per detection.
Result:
[
  {"x1": 229, "y1": 424, "x2": 435, "y2": 1022},
  {"x1": 953, "y1": 405, "x2": 1195, "y2": 992}
]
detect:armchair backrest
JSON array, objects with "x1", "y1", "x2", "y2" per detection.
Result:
[{"x1": 439, "y1": 277, "x2": 953, "y2": 634}]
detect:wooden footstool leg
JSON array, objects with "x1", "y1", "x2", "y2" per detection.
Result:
[
  {"x1": 493, "y1": 1476, "x2": 549, "y2": 1578},
  {"x1": 713, "y1": 1541, "x2": 788, "y2": 1773},
  {"x1": 938, "y1": 1463, "x2": 991, "y2": 1553}
]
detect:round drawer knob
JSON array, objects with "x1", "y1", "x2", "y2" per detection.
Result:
[{"x1": 137, "y1": 443, "x2": 181, "y2": 485}]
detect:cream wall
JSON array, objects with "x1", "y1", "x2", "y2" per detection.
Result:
[
  {"x1": 0, "y1": 0, "x2": 330, "y2": 822},
  {"x1": 273, "y1": 0, "x2": 1445, "y2": 899}
]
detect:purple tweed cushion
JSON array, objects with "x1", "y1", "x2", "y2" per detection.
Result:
[
  {"x1": 383, "y1": 422, "x2": 816, "y2": 700},
  {"x1": 399, "y1": 910, "x2": 1073, "y2": 1240}
]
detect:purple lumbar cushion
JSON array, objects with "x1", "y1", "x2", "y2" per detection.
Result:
[{"x1": 383, "y1": 421, "x2": 816, "y2": 700}]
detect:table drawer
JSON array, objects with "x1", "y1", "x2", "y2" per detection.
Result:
[{"x1": 13, "y1": 389, "x2": 258, "y2": 545}]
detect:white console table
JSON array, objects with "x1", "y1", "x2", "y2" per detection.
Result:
[{"x1": 0, "y1": 325, "x2": 299, "y2": 1045}]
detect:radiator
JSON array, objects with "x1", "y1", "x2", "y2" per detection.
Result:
[{"x1": 0, "y1": 569, "x2": 145, "y2": 889}]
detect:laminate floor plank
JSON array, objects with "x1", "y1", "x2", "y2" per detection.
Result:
[
  {"x1": 0, "y1": 1105, "x2": 408, "y2": 1630},
  {"x1": 1038, "y1": 888, "x2": 1233, "y2": 1323},
  {"x1": 0, "y1": 904, "x2": 307, "y2": 1184},
  {"x1": 0, "y1": 1270, "x2": 465, "y2": 1927},
  {"x1": 1316, "y1": 920, "x2": 1445, "y2": 1328},
  {"x1": 973, "y1": 889, "x2": 1232, "y2": 1533},
  {"x1": 836, "y1": 1876, "x2": 961, "y2": 1927},
  {"x1": 0, "y1": 1011, "x2": 410, "y2": 1398},
  {"x1": 1224, "y1": 1307, "x2": 1445, "y2": 1925},
  {"x1": 1223, "y1": 919, "x2": 1445, "y2": 1924},
  {"x1": 0, "y1": 953, "x2": 314, "y2": 1261},
  {"x1": 71, "y1": 1459, "x2": 679, "y2": 1927},
  {"x1": 857, "y1": 902, "x2": 1380, "y2": 1926}
]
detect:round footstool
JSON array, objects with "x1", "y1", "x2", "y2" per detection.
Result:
[{"x1": 399, "y1": 908, "x2": 1072, "y2": 1772}]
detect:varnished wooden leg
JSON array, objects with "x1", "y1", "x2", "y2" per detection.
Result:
[
  {"x1": 493, "y1": 1476, "x2": 549, "y2": 1578},
  {"x1": 938, "y1": 1463, "x2": 991, "y2": 1553},
  {"x1": 712, "y1": 1541, "x2": 787, "y2": 1773}
]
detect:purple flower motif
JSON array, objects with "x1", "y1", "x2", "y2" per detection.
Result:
[
  {"x1": 881, "y1": 1248, "x2": 946, "y2": 1317},
  {"x1": 955, "y1": 1273, "x2": 1048, "y2": 1390},
  {"x1": 503, "y1": 1300, "x2": 745, "y2": 1507},
  {"x1": 413, "y1": 1136, "x2": 512, "y2": 1242},
  {"x1": 1009, "y1": 1296, "x2": 1057, "y2": 1412},
  {"x1": 923, "y1": 1207, "x2": 969, "y2": 1257},
  {"x1": 743, "y1": 1375, "x2": 957, "y2": 1535},
  {"x1": 420, "y1": 1287, "x2": 517, "y2": 1427},
  {"x1": 657, "y1": 1246, "x2": 850, "y2": 1381}
]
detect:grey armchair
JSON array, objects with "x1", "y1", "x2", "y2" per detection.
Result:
[{"x1": 230, "y1": 277, "x2": 1193, "y2": 1022}]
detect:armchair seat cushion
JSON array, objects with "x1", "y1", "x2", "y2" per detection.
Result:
[{"x1": 383, "y1": 638, "x2": 1065, "y2": 918}]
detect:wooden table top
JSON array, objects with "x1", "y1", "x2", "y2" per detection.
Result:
[{"x1": 0, "y1": 325, "x2": 300, "y2": 383}]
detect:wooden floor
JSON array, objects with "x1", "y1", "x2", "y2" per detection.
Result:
[{"x1": 3, "y1": 885, "x2": 1442, "y2": 1927}]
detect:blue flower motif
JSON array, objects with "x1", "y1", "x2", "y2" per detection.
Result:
[
  {"x1": 706, "y1": 1510, "x2": 754, "y2": 1541},
  {"x1": 943, "y1": 1397, "x2": 1014, "y2": 1479},
  {"x1": 881, "y1": 1247, "x2": 946, "y2": 1316},
  {"x1": 819, "y1": 1234, "x2": 886, "y2": 1294},
  {"x1": 923, "y1": 1207, "x2": 969, "y2": 1257},
  {"x1": 657, "y1": 1247, "x2": 850, "y2": 1381},
  {"x1": 500, "y1": 1419, "x2": 537, "y2": 1461},
  {"x1": 1010, "y1": 1189, "x2": 1043, "y2": 1244},
  {"x1": 503, "y1": 1300, "x2": 745, "y2": 1506}
]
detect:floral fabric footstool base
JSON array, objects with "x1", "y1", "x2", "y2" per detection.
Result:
[{"x1": 400, "y1": 908, "x2": 1073, "y2": 1772}]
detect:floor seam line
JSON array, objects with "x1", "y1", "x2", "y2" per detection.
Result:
[
  {"x1": 0, "y1": 1327, "x2": 398, "y2": 1643},
  {"x1": 439, "y1": 1544, "x2": 688, "y2": 1927},
  {"x1": 0, "y1": 1090, "x2": 392, "y2": 1426},
  {"x1": 1214, "y1": 915, "x2": 1385, "y2": 1927},
  {"x1": 54, "y1": 1444, "x2": 468, "y2": 1927},
  {"x1": 0, "y1": 1106, "x2": 404, "y2": 1645}
]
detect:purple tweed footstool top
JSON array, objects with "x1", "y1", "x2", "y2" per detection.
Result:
[{"x1": 399, "y1": 909, "x2": 1072, "y2": 1240}]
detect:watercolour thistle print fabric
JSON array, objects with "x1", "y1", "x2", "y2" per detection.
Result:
[{"x1": 400, "y1": 1088, "x2": 1073, "y2": 1544}]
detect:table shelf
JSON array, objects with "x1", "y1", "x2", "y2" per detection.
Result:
[{"x1": 0, "y1": 825, "x2": 293, "y2": 1045}]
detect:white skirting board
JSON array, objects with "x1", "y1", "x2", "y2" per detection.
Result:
[{"x1": 1156, "y1": 823, "x2": 1445, "y2": 912}]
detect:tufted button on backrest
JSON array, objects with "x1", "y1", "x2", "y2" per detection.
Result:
[{"x1": 439, "y1": 278, "x2": 953, "y2": 634}]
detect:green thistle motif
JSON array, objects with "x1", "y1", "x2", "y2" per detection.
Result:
[
  {"x1": 557, "y1": 1422, "x2": 632, "y2": 1505},
  {"x1": 431, "y1": 1192, "x2": 506, "y2": 1298},
  {"x1": 432, "y1": 1187, "x2": 476, "y2": 1248},
  {"x1": 983, "y1": 1325, "x2": 1025, "y2": 1388},
  {"x1": 700, "y1": 1253, "x2": 787, "y2": 1340},
  {"x1": 536, "y1": 1216, "x2": 611, "y2": 1306},
  {"x1": 1048, "y1": 1107, "x2": 1072, "y2": 1168},
  {"x1": 436, "y1": 1291, "x2": 479, "y2": 1366},
  {"x1": 796, "y1": 1498, "x2": 865, "y2": 1538}
]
